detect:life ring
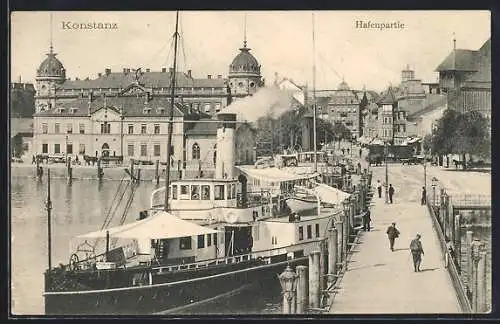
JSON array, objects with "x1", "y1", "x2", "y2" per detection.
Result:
[{"x1": 68, "y1": 253, "x2": 80, "y2": 271}]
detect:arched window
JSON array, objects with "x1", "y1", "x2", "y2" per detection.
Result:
[{"x1": 192, "y1": 143, "x2": 200, "y2": 160}]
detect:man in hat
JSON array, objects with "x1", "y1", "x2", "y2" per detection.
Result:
[
  {"x1": 410, "y1": 234, "x2": 424, "y2": 272},
  {"x1": 386, "y1": 222, "x2": 400, "y2": 251},
  {"x1": 362, "y1": 208, "x2": 371, "y2": 231},
  {"x1": 376, "y1": 180, "x2": 382, "y2": 198},
  {"x1": 421, "y1": 186, "x2": 427, "y2": 205}
]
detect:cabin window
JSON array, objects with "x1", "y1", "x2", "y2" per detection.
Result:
[
  {"x1": 197, "y1": 235, "x2": 205, "y2": 249},
  {"x1": 299, "y1": 226, "x2": 304, "y2": 241},
  {"x1": 172, "y1": 185, "x2": 178, "y2": 200},
  {"x1": 307, "y1": 225, "x2": 312, "y2": 239},
  {"x1": 315, "y1": 224, "x2": 320, "y2": 238},
  {"x1": 207, "y1": 234, "x2": 212, "y2": 246},
  {"x1": 179, "y1": 237, "x2": 191, "y2": 250},
  {"x1": 214, "y1": 185, "x2": 225, "y2": 200},
  {"x1": 191, "y1": 185, "x2": 200, "y2": 200},
  {"x1": 201, "y1": 185, "x2": 210, "y2": 200},
  {"x1": 180, "y1": 185, "x2": 189, "y2": 195},
  {"x1": 226, "y1": 184, "x2": 232, "y2": 199}
]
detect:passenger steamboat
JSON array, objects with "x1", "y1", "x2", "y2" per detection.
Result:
[{"x1": 43, "y1": 12, "x2": 355, "y2": 315}]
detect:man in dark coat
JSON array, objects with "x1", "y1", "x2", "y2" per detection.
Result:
[
  {"x1": 362, "y1": 208, "x2": 371, "y2": 231},
  {"x1": 410, "y1": 234, "x2": 424, "y2": 272},
  {"x1": 376, "y1": 180, "x2": 382, "y2": 198},
  {"x1": 386, "y1": 222, "x2": 400, "y2": 251},
  {"x1": 421, "y1": 186, "x2": 426, "y2": 205},
  {"x1": 359, "y1": 148, "x2": 362, "y2": 158},
  {"x1": 388, "y1": 184, "x2": 395, "y2": 204}
]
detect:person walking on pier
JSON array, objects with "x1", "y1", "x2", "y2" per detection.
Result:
[
  {"x1": 388, "y1": 184, "x2": 395, "y2": 204},
  {"x1": 376, "y1": 180, "x2": 382, "y2": 198},
  {"x1": 386, "y1": 222, "x2": 400, "y2": 251},
  {"x1": 359, "y1": 148, "x2": 362, "y2": 158},
  {"x1": 410, "y1": 234, "x2": 424, "y2": 272},
  {"x1": 362, "y1": 208, "x2": 371, "y2": 231},
  {"x1": 421, "y1": 186, "x2": 427, "y2": 205}
]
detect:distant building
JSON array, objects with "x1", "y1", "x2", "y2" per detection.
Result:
[
  {"x1": 435, "y1": 38, "x2": 491, "y2": 120},
  {"x1": 228, "y1": 40, "x2": 264, "y2": 98},
  {"x1": 11, "y1": 82, "x2": 36, "y2": 158},
  {"x1": 376, "y1": 88, "x2": 398, "y2": 143}
]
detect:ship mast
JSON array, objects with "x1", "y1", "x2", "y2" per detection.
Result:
[
  {"x1": 312, "y1": 12, "x2": 318, "y2": 173},
  {"x1": 46, "y1": 168, "x2": 52, "y2": 272},
  {"x1": 164, "y1": 11, "x2": 180, "y2": 212}
]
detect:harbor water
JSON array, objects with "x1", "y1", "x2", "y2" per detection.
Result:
[{"x1": 10, "y1": 171, "x2": 282, "y2": 315}]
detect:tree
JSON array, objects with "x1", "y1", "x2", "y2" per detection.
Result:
[{"x1": 430, "y1": 109, "x2": 490, "y2": 169}]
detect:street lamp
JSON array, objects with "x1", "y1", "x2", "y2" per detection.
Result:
[
  {"x1": 431, "y1": 177, "x2": 438, "y2": 207},
  {"x1": 384, "y1": 141, "x2": 389, "y2": 204},
  {"x1": 278, "y1": 265, "x2": 299, "y2": 314}
]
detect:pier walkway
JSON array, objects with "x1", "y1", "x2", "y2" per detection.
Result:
[{"x1": 328, "y1": 164, "x2": 462, "y2": 314}]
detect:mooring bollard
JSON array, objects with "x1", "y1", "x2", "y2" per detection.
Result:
[
  {"x1": 477, "y1": 251, "x2": 488, "y2": 313},
  {"x1": 155, "y1": 160, "x2": 160, "y2": 185},
  {"x1": 278, "y1": 265, "x2": 298, "y2": 314},
  {"x1": 296, "y1": 265, "x2": 308, "y2": 314},
  {"x1": 328, "y1": 227, "x2": 338, "y2": 285},
  {"x1": 308, "y1": 250, "x2": 321, "y2": 309}
]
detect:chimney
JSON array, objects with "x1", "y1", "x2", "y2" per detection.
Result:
[
  {"x1": 169, "y1": 68, "x2": 174, "y2": 74},
  {"x1": 98, "y1": 73, "x2": 102, "y2": 77},
  {"x1": 146, "y1": 68, "x2": 150, "y2": 73},
  {"x1": 207, "y1": 75, "x2": 212, "y2": 79},
  {"x1": 105, "y1": 68, "x2": 111, "y2": 76},
  {"x1": 162, "y1": 67, "x2": 167, "y2": 73},
  {"x1": 215, "y1": 112, "x2": 237, "y2": 179},
  {"x1": 187, "y1": 70, "x2": 192, "y2": 78},
  {"x1": 217, "y1": 75, "x2": 222, "y2": 79},
  {"x1": 123, "y1": 68, "x2": 128, "y2": 74}
]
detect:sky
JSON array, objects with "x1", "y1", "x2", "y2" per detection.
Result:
[{"x1": 11, "y1": 11, "x2": 490, "y2": 92}]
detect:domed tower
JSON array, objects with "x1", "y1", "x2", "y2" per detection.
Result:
[
  {"x1": 35, "y1": 45, "x2": 66, "y2": 113},
  {"x1": 228, "y1": 40, "x2": 263, "y2": 97}
]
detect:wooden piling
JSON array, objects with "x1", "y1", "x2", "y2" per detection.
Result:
[
  {"x1": 477, "y1": 251, "x2": 488, "y2": 313},
  {"x1": 328, "y1": 227, "x2": 338, "y2": 285},
  {"x1": 454, "y1": 214, "x2": 462, "y2": 268},
  {"x1": 296, "y1": 265, "x2": 308, "y2": 314},
  {"x1": 466, "y1": 231, "x2": 474, "y2": 292},
  {"x1": 308, "y1": 250, "x2": 321, "y2": 309},
  {"x1": 336, "y1": 221, "x2": 344, "y2": 265}
]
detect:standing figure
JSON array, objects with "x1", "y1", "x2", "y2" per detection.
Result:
[
  {"x1": 341, "y1": 148, "x2": 345, "y2": 155},
  {"x1": 359, "y1": 148, "x2": 362, "y2": 158},
  {"x1": 421, "y1": 186, "x2": 426, "y2": 205},
  {"x1": 386, "y1": 222, "x2": 400, "y2": 251},
  {"x1": 347, "y1": 148, "x2": 350, "y2": 155},
  {"x1": 362, "y1": 208, "x2": 371, "y2": 231},
  {"x1": 388, "y1": 184, "x2": 395, "y2": 204},
  {"x1": 410, "y1": 234, "x2": 424, "y2": 272},
  {"x1": 376, "y1": 180, "x2": 382, "y2": 198}
]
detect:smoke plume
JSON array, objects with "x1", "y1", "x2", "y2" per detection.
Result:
[{"x1": 220, "y1": 87, "x2": 294, "y2": 123}]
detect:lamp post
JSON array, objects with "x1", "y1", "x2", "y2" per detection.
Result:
[
  {"x1": 384, "y1": 141, "x2": 389, "y2": 204},
  {"x1": 431, "y1": 177, "x2": 438, "y2": 208},
  {"x1": 278, "y1": 265, "x2": 299, "y2": 314}
]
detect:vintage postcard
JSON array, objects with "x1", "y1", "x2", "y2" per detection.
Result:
[{"x1": 10, "y1": 10, "x2": 491, "y2": 316}]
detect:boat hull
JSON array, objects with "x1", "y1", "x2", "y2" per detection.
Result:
[
  {"x1": 44, "y1": 257, "x2": 307, "y2": 315},
  {"x1": 285, "y1": 198, "x2": 317, "y2": 213}
]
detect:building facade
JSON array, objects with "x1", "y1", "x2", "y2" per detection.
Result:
[{"x1": 435, "y1": 38, "x2": 491, "y2": 120}]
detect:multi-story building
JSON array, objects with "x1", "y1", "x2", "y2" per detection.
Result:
[
  {"x1": 11, "y1": 82, "x2": 36, "y2": 158},
  {"x1": 435, "y1": 38, "x2": 491, "y2": 120},
  {"x1": 32, "y1": 40, "x2": 261, "y2": 167},
  {"x1": 34, "y1": 40, "x2": 264, "y2": 115},
  {"x1": 376, "y1": 88, "x2": 397, "y2": 143}
]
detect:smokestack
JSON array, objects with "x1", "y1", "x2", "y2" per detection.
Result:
[
  {"x1": 98, "y1": 73, "x2": 102, "y2": 77},
  {"x1": 207, "y1": 75, "x2": 212, "y2": 79},
  {"x1": 187, "y1": 70, "x2": 192, "y2": 78},
  {"x1": 162, "y1": 68, "x2": 167, "y2": 73},
  {"x1": 215, "y1": 112, "x2": 237, "y2": 179}
]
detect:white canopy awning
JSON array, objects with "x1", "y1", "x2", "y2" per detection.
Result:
[
  {"x1": 312, "y1": 183, "x2": 351, "y2": 205},
  {"x1": 407, "y1": 137, "x2": 422, "y2": 144},
  {"x1": 237, "y1": 165, "x2": 317, "y2": 183},
  {"x1": 78, "y1": 211, "x2": 219, "y2": 240}
]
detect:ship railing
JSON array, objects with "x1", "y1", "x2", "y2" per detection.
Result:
[
  {"x1": 151, "y1": 239, "x2": 323, "y2": 274},
  {"x1": 236, "y1": 191, "x2": 272, "y2": 208}
]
